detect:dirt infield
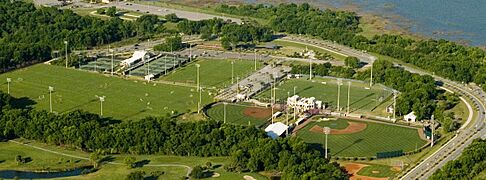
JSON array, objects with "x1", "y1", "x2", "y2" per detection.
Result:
[
  {"x1": 310, "y1": 121, "x2": 367, "y2": 135},
  {"x1": 344, "y1": 163, "x2": 388, "y2": 180},
  {"x1": 243, "y1": 107, "x2": 272, "y2": 119}
]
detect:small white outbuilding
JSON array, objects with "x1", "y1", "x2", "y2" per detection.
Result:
[{"x1": 264, "y1": 122, "x2": 289, "y2": 139}]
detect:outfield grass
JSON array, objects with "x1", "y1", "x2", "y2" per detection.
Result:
[
  {"x1": 161, "y1": 58, "x2": 262, "y2": 89},
  {"x1": 296, "y1": 119, "x2": 427, "y2": 157},
  {"x1": 0, "y1": 64, "x2": 212, "y2": 120},
  {"x1": 256, "y1": 77, "x2": 392, "y2": 113},
  {"x1": 357, "y1": 164, "x2": 397, "y2": 178},
  {"x1": 206, "y1": 103, "x2": 270, "y2": 127}
]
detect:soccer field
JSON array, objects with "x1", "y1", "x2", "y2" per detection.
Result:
[
  {"x1": 161, "y1": 58, "x2": 262, "y2": 89},
  {"x1": 296, "y1": 119, "x2": 428, "y2": 157},
  {"x1": 0, "y1": 64, "x2": 212, "y2": 120},
  {"x1": 206, "y1": 103, "x2": 271, "y2": 127},
  {"x1": 256, "y1": 77, "x2": 393, "y2": 112}
]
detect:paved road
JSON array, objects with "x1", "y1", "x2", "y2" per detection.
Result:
[{"x1": 34, "y1": 0, "x2": 241, "y2": 24}]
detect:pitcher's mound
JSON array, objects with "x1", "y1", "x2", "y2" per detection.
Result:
[{"x1": 310, "y1": 121, "x2": 367, "y2": 134}]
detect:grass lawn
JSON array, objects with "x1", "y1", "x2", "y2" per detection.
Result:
[
  {"x1": 272, "y1": 39, "x2": 347, "y2": 60},
  {"x1": 161, "y1": 58, "x2": 262, "y2": 89},
  {"x1": 206, "y1": 103, "x2": 271, "y2": 127},
  {"x1": 0, "y1": 140, "x2": 267, "y2": 180},
  {"x1": 296, "y1": 119, "x2": 428, "y2": 157},
  {"x1": 357, "y1": 164, "x2": 397, "y2": 178},
  {"x1": 256, "y1": 77, "x2": 393, "y2": 113},
  {"x1": 0, "y1": 64, "x2": 212, "y2": 120}
]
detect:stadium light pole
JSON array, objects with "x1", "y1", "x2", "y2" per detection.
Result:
[
  {"x1": 347, "y1": 81, "x2": 351, "y2": 114},
  {"x1": 324, "y1": 127, "x2": 331, "y2": 159},
  {"x1": 309, "y1": 58, "x2": 312, "y2": 80},
  {"x1": 337, "y1": 79, "x2": 342, "y2": 112},
  {"x1": 236, "y1": 76, "x2": 240, "y2": 94},
  {"x1": 110, "y1": 48, "x2": 114, "y2": 76},
  {"x1": 393, "y1": 90, "x2": 397, "y2": 121},
  {"x1": 98, "y1": 96, "x2": 105, "y2": 117},
  {"x1": 223, "y1": 102, "x2": 227, "y2": 124},
  {"x1": 231, "y1": 60, "x2": 234, "y2": 84},
  {"x1": 64, "y1": 41, "x2": 68, "y2": 68},
  {"x1": 370, "y1": 64, "x2": 373, "y2": 87},
  {"x1": 293, "y1": 86, "x2": 297, "y2": 96},
  {"x1": 431, "y1": 115, "x2": 435, "y2": 147},
  {"x1": 198, "y1": 87, "x2": 202, "y2": 114},
  {"x1": 196, "y1": 64, "x2": 200, "y2": 92},
  {"x1": 286, "y1": 91, "x2": 290, "y2": 136},
  {"x1": 6, "y1": 78, "x2": 11, "y2": 94},
  {"x1": 49, "y1": 86, "x2": 54, "y2": 113},
  {"x1": 254, "y1": 49, "x2": 257, "y2": 71}
]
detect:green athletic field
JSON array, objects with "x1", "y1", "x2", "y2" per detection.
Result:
[
  {"x1": 206, "y1": 103, "x2": 270, "y2": 127},
  {"x1": 161, "y1": 58, "x2": 262, "y2": 89},
  {"x1": 0, "y1": 64, "x2": 212, "y2": 120},
  {"x1": 256, "y1": 77, "x2": 393, "y2": 113},
  {"x1": 296, "y1": 119, "x2": 427, "y2": 157}
]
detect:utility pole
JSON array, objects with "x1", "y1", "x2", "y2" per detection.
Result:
[
  {"x1": 164, "y1": 54, "x2": 167, "y2": 75},
  {"x1": 347, "y1": 81, "x2": 351, "y2": 114},
  {"x1": 64, "y1": 41, "x2": 68, "y2": 68},
  {"x1": 196, "y1": 64, "x2": 200, "y2": 92},
  {"x1": 49, "y1": 86, "x2": 54, "y2": 113},
  {"x1": 6, "y1": 78, "x2": 11, "y2": 94},
  {"x1": 324, "y1": 127, "x2": 330, "y2": 159},
  {"x1": 337, "y1": 79, "x2": 342, "y2": 112},
  {"x1": 231, "y1": 60, "x2": 234, "y2": 84},
  {"x1": 223, "y1": 102, "x2": 227, "y2": 124},
  {"x1": 370, "y1": 64, "x2": 373, "y2": 87}
]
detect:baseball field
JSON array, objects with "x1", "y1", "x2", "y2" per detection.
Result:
[
  {"x1": 296, "y1": 118, "x2": 428, "y2": 157},
  {"x1": 0, "y1": 64, "x2": 212, "y2": 120},
  {"x1": 256, "y1": 77, "x2": 393, "y2": 113}
]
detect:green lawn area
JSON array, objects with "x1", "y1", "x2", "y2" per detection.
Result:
[
  {"x1": 206, "y1": 103, "x2": 271, "y2": 127},
  {"x1": 296, "y1": 119, "x2": 428, "y2": 157},
  {"x1": 272, "y1": 39, "x2": 347, "y2": 60},
  {"x1": 161, "y1": 58, "x2": 262, "y2": 89},
  {"x1": 357, "y1": 164, "x2": 397, "y2": 178},
  {"x1": 0, "y1": 64, "x2": 212, "y2": 120},
  {"x1": 256, "y1": 77, "x2": 392, "y2": 113},
  {"x1": 0, "y1": 140, "x2": 267, "y2": 180},
  {"x1": 475, "y1": 170, "x2": 486, "y2": 180}
]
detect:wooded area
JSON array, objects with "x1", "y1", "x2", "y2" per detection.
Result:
[{"x1": 0, "y1": 92, "x2": 348, "y2": 179}]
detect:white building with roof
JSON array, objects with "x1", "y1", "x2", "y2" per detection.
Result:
[
  {"x1": 265, "y1": 122, "x2": 289, "y2": 139},
  {"x1": 287, "y1": 95, "x2": 323, "y2": 113},
  {"x1": 404, "y1": 111, "x2": 417, "y2": 122},
  {"x1": 121, "y1": 50, "x2": 148, "y2": 67}
]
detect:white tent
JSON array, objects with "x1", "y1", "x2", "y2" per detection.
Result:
[
  {"x1": 265, "y1": 122, "x2": 289, "y2": 139},
  {"x1": 404, "y1": 111, "x2": 417, "y2": 122},
  {"x1": 121, "y1": 50, "x2": 147, "y2": 67}
]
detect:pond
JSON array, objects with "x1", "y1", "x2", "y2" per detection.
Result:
[{"x1": 0, "y1": 166, "x2": 94, "y2": 179}]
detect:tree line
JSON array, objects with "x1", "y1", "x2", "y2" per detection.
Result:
[
  {"x1": 0, "y1": 1, "x2": 170, "y2": 71},
  {"x1": 0, "y1": 92, "x2": 347, "y2": 179},
  {"x1": 176, "y1": 17, "x2": 273, "y2": 50},
  {"x1": 430, "y1": 139, "x2": 486, "y2": 179}
]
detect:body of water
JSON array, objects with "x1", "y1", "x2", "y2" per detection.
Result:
[
  {"x1": 322, "y1": 0, "x2": 486, "y2": 46},
  {"x1": 0, "y1": 167, "x2": 93, "y2": 179}
]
